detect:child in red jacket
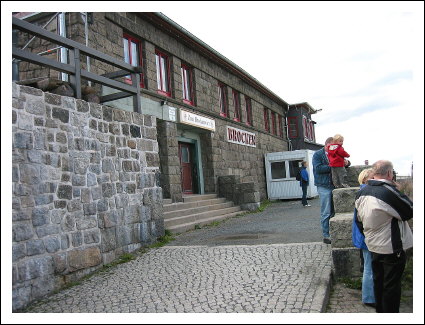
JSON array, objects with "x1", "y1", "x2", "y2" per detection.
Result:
[{"x1": 328, "y1": 134, "x2": 350, "y2": 188}]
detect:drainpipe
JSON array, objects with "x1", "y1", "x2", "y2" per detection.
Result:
[
  {"x1": 82, "y1": 12, "x2": 91, "y2": 86},
  {"x1": 58, "y1": 12, "x2": 68, "y2": 81},
  {"x1": 285, "y1": 104, "x2": 293, "y2": 151},
  {"x1": 12, "y1": 29, "x2": 19, "y2": 81}
]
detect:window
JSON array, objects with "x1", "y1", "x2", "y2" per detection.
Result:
[
  {"x1": 309, "y1": 120, "x2": 316, "y2": 142},
  {"x1": 271, "y1": 160, "x2": 303, "y2": 180},
  {"x1": 303, "y1": 115, "x2": 315, "y2": 141},
  {"x1": 271, "y1": 111, "x2": 277, "y2": 135},
  {"x1": 271, "y1": 161, "x2": 286, "y2": 179},
  {"x1": 245, "y1": 96, "x2": 253, "y2": 126},
  {"x1": 289, "y1": 160, "x2": 303, "y2": 178},
  {"x1": 123, "y1": 34, "x2": 144, "y2": 87},
  {"x1": 287, "y1": 116, "x2": 298, "y2": 138},
  {"x1": 218, "y1": 83, "x2": 228, "y2": 117},
  {"x1": 181, "y1": 64, "x2": 194, "y2": 105},
  {"x1": 278, "y1": 114, "x2": 284, "y2": 138},
  {"x1": 264, "y1": 107, "x2": 270, "y2": 132},
  {"x1": 232, "y1": 90, "x2": 241, "y2": 122},
  {"x1": 155, "y1": 50, "x2": 171, "y2": 96},
  {"x1": 303, "y1": 116, "x2": 308, "y2": 140}
]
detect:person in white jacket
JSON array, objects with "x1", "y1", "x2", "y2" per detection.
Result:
[{"x1": 354, "y1": 160, "x2": 413, "y2": 313}]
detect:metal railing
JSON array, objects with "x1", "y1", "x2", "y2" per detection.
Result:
[{"x1": 12, "y1": 16, "x2": 142, "y2": 113}]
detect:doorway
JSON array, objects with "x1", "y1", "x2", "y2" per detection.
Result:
[{"x1": 178, "y1": 142, "x2": 197, "y2": 194}]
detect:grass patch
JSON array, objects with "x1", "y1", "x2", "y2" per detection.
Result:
[
  {"x1": 258, "y1": 199, "x2": 272, "y2": 212},
  {"x1": 339, "y1": 277, "x2": 362, "y2": 290},
  {"x1": 148, "y1": 229, "x2": 175, "y2": 248}
]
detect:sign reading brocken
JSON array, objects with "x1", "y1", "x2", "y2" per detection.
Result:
[{"x1": 226, "y1": 126, "x2": 256, "y2": 147}]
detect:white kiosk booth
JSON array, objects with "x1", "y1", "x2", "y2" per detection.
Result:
[{"x1": 264, "y1": 149, "x2": 318, "y2": 200}]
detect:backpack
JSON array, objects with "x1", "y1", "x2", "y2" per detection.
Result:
[{"x1": 296, "y1": 169, "x2": 302, "y2": 181}]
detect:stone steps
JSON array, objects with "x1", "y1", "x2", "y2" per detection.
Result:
[
  {"x1": 164, "y1": 194, "x2": 244, "y2": 234},
  {"x1": 164, "y1": 197, "x2": 227, "y2": 214}
]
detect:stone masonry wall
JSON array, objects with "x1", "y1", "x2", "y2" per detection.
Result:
[
  {"x1": 12, "y1": 83, "x2": 164, "y2": 311},
  {"x1": 329, "y1": 166, "x2": 368, "y2": 278},
  {"x1": 201, "y1": 119, "x2": 288, "y2": 201}
]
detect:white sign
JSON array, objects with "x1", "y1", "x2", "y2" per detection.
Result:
[
  {"x1": 226, "y1": 126, "x2": 256, "y2": 147},
  {"x1": 180, "y1": 109, "x2": 215, "y2": 131},
  {"x1": 168, "y1": 106, "x2": 176, "y2": 122}
]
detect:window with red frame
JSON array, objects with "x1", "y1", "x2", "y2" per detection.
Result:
[
  {"x1": 303, "y1": 117, "x2": 315, "y2": 142},
  {"x1": 278, "y1": 114, "x2": 284, "y2": 138},
  {"x1": 271, "y1": 111, "x2": 277, "y2": 135},
  {"x1": 123, "y1": 34, "x2": 144, "y2": 87},
  {"x1": 181, "y1": 64, "x2": 194, "y2": 105},
  {"x1": 287, "y1": 116, "x2": 298, "y2": 138},
  {"x1": 303, "y1": 115, "x2": 314, "y2": 141},
  {"x1": 218, "y1": 83, "x2": 228, "y2": 117},
  {"x1": 232, "y1": 90, "x2": 241, "y2": 122},
  {"x1": 155, "y1": 50, "x2": 171, "y2": 96},
  {"x1": 245, "y1": 96, "x2": 253, "y2": 126},
  {"x1": 310, "y1": 120, "x2": 316, "y2": 142},
  {"x1": 264, "y1": 107, "x2": 270, "y2": 132}
]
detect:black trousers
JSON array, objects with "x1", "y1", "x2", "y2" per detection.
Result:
[
  {"x1": 371, "y1": 250, "x2": 406, "y2": 313},
  {"x1": 301, "y1": 182, "x2": 308, "y2": 206}
]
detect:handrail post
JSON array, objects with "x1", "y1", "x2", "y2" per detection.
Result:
[
  {"x1": 131, "y1": 72, "x2": 142, "y2": 114},
  {"x1": 69, "y1": 48, "x2": 81, "y2": 99}
]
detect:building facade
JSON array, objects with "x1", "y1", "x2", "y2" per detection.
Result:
[
  {"x1": 15, "y1": 12, "x2": 291, "y2": 203},
  {"x1": 287, "y1": 102, "x2": 323, "y2": 151}
]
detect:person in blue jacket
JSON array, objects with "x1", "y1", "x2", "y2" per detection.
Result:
[
  {"x1": 299, "y1": 161, "x2": 311, "y2": 207},
  {"x1": 352, "y1": 167, "x2": 376, "y2": 307},
  {"x1": 312, "y1": 137, "x2": 335, "y2": 244}
]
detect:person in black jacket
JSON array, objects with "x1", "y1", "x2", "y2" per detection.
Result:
[{"x1": 355, "y1": 160, "x2": 413, "y2": 313}]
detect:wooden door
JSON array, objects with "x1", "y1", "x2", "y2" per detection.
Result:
[{"x1": 179, "y1": 142, "x2": 193, "y2": 194}]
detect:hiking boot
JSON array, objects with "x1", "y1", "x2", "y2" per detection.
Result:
[{"x1": 323, "y1": 238, "x2": 332, "y2": 244}]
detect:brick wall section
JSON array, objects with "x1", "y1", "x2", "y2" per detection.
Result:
[{"x1": 12, "y1": 83, "x2": 163, "y2": 311}]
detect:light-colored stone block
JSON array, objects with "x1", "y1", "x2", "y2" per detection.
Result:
[{"x1": 330, "y1": 213, "x2": 353, "y2": 248}]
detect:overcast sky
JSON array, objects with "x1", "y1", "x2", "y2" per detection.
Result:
[{"x1": 160, "y1": 2, "x2": 424, "y2": 177}]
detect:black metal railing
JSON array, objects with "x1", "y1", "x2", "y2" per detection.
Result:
[{"x1": 12, "y1": 16, "x2": 142, "y2": 113}]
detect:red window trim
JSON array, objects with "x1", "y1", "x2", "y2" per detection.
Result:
[
  {"x1": 218, "y1": 82, "x2": 228, "y2": 117},
  {"x1": 232, "y1": 89, "x2": 241, "y2": 122},
  {"x1": 181, "y1": 63, "x2": 194, "y2": 106},
  {"x1": 278, "y1": 114, "x2": 283, "y2": 138},
  {"x1": 245, "y1": 96, "x2": 252, "y2": 126},
  {"x1": 123, "y1": 33, "x2": 144, "y2": 88},
  {"x1": 303, "y1": 115, "x2": 313, "y2": 141},
  {"x1": 271, "y1": 111, "x2": 277, "y2": 135},
  {"x1": 264, "y1": 107, "x2": 270, "y2": 132},
  {"x1": 310, "y1": 121, "x2": 315, "y2": 142},
  {"x1": 287, "y1": 116, "x2": 298, "y2": 138},
  {"x1": 155, "y1": 49, "x2": 171, "y2": 97}
]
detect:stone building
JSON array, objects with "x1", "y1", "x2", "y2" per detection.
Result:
[
  {"x1": 12, "y1": 12, "x2": 297, "y2": 310},
  {"x1": 14, "y1": 12, "x2": 291, "y2": 205},
  {"x1": 287, "y1": 102, "x2": 323, "y2": 151}
]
